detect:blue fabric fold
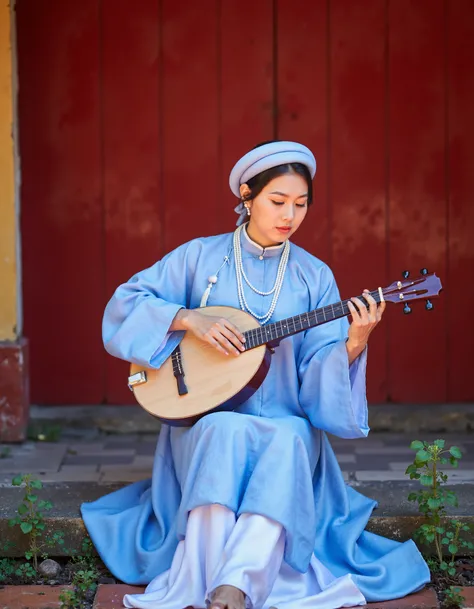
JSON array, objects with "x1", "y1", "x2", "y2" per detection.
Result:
[{"x1": 81, "y1": 231, "x2": 430, "y2": 600}]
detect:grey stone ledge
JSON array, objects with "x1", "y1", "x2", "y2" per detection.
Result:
[
  {"x1": 1, "y1": 481, "x2": 473, "y2": 557},
  {"x1": 27, "y1": 404, "x2": 474, "y2": 436}
]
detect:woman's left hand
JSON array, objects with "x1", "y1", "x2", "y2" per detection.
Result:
[{"x1": 346, "y1": 289, "x2": 386, "y2": 363}]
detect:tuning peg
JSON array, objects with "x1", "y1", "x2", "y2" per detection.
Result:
[
  {"x1": 420, "y1": 268, "x2": 428, "y2": 275},
  {"x1": 403, "y1": 303, "x2": 412, "y2": 315},
  {"x1": 425, "y1": 299, "x2": 433, "y2": 311},
  {"x1": 402, "y1": 270, "x2": 410, "y2": 279}
]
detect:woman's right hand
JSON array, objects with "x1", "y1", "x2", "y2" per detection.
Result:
[{"x1": 173, "y1": 309, "x2": 246, "y2": 356}]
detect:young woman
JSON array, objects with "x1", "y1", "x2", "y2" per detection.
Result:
[{"x1": 81, "y1": 141, "x2": 430, "y2": 609}]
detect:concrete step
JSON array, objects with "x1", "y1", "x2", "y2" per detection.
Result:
[
  {"x1": 1, "y1": 481, "x2": 473, "y2": 557},
  {"x1": 28, "y1": 403, "x2": 474, "y2": 435}
]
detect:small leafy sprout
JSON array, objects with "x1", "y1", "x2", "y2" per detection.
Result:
[
  {"x1": 8, "y1": 474, "x2": 54, "y2": 571},
  {"x1": 406, "y1": 439, "x2": 470, "y2": 608}
]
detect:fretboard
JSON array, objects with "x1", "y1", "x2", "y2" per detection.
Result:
[{"x1": 243, "y1": 289, "x2": 381, "y2": 350}]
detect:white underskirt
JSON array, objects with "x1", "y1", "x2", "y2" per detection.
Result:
[{"x1": 123, "y1": 505, "x2": 366, "y2": 609}]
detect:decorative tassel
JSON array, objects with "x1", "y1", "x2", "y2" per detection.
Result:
[
  {"x1": 200, "y1": 276, "x2": 217, "y2": 308},
  {"x1": 199, "y1": 254, "x2": 230, "y2": 308}
]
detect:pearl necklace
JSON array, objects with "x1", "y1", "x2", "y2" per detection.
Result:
[{"x1": 233, "y1": 224, "x2": 290, "y2": 324}]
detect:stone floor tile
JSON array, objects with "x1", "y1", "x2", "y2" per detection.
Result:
[
  {"x1": 98, "y1": 463, "x2": 133, "y2": 471},
  {"x1": 67, "y1": 449, "x2": 137, "y2": 458},
  {"x1": 135, "y1": 442, "x2": 157, "y2": 456},
  {"x1": 66, "y1": 442, "x2": 105, "y2": 453},
  {"x1": 0, "y1": 459, "x2": 60, "y2": 474},
  {"x1": 5, "y1": 442, "x2": 59, "y2": 455},
  {"x1": 388, "y1": 462, "x2": 412, "y2": 471},
  {"x1": 329, "y1": 436, "x2": 386, "y2": 448},
  {"x1": 34, "y1": 470, "x2": 102, "y2": 482},
  {"x1": 355, "y1": 470, "x2": 411, "y2": 481},
  {"x1": 354, "y1": 457, "x2": 393, "y2": 470},
  {"x1": 354, "y1": 446, "x2": 415, "y2": 455},
  {"x1": 93, "y1": 584, "x2": 145, "y2": 608},
  {"x1": 33, "y1": 442, "x2": 69, "y2": 453},
  {"x1": 60, "y1": 428, "x2": 102, "y2": 441},
  {"x1": 59, "y1": 464, "x2": 99, "y2": 473},
  {"x1": 0, "y1": 585, "x2": 73, "y2": 609},
  {"x1": 129, "y1": 455, "x2": 155, "y2": 467},
  {"x1": 98, "y1": 463, "x2": 153, "y2": 473},
  {"x1": 389, "y1": 461, "x2": 474, "y2": 472},
  {"x1": 103, "y1": 439, "x2": 141, "y2": 449},
  {"x1": 443, "y1": 470, "x2": 474, "y2": 481},
  {"x1": 335, "y1": 454, "x2": 357, "y2": 463},
  {"x1": 452, "y1": 462, "x2": 474, "y2": 469},
  {"x1": 63, "y1": 454, "x2": 135, "y2": 466},
  {"x1": 0, "y1": 445, "x2": 66, "y2": 473},
  {"x1": 99, "y1": 470, "x2": 151, "y2": 483}
]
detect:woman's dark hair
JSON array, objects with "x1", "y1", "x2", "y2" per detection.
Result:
[{"x1": 241, "y1": 140, "x2": 313, "y2": 206}]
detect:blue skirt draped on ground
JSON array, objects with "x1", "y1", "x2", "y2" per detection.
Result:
[{"x1": 81, "y1": 228, "x2": 430, "y2": 604}]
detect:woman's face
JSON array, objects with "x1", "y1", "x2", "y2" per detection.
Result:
[{"x1": 241, "y1": 172, "x2": 309, "y2": 247}]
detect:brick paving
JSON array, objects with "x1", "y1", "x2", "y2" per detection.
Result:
[
  {"x1": 0, "y1": 585, "x2": 73, "y2": 608},
  {"x1": 91, "y1": 586, "x2": 441, "y2": 609},
  {"x1": 1, "y1": 431, "x2": 474, "y2": 485},
  {"x1": 0, "y1": 584, "x2": 442, "y2": 609}
]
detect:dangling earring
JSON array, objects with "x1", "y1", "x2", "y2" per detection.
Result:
[{"x1": 245, "y1": 204, "x2": 251, "y2": 216}]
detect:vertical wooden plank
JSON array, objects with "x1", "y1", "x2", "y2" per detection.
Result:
[
  {"x1": 277, "y1": 0, "x2": 330, "y2": 265},
  {"x1": 329, "y1": 0, "x2": 387, "y2": 403},
  {"x1": 18, "y1": 0, "x2": 103, "y2": 404},
  {"x1": 447, "y1": 0, "x2": 474, "y2": 401},
  {"x1": 219, "y1": 0, "x2": 274, "y2": 233},
  {"x1": 161, "y1": 0, "x2": 220, "y2": 252},
  {"x1": 102, "y1": 0, "x2": 161, "y2": 404},
  {"x1": 388, "y1": 0, "x2": 447, "y2": 403}
]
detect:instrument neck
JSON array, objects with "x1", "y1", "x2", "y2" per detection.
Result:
[{"x1": 243, "y1": 289, "x2": 382, "y2": 350}]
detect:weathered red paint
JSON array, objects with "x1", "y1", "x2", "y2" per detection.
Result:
[
  {"x1": 329, "y1": 0, "x2": 388, "y2": 403},
  {"x1": 218, "y1": 0, "x2": 274, "y2": 234},
  {"x1": 102, "y1": 0, "x2": 163, "y2": 404},
  {"x1": 388, "y1": 0, "x2": 447, "y2": 403},
  {"x1": 277, "y1": 0, "x2": 330, "y2": 262},
  {"x1": 18, "y1": 0, "x2": 104, "y2": 404},
  {"x1": 447, "y1": 0, "x2": 474, "y2": 402},
  {"x1": 0, "y1": 340, "x2": 29, "y2": 442},
  {"x1": 17, "y1": 0, "x2": 474, "y2": 405},
  {"x1": 161, "y1": 0, "x2": 220, "y2": 253}
]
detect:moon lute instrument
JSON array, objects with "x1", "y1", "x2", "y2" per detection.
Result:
[{"x1": 127, "y1": 271, "x2": 442, "y2": 426}]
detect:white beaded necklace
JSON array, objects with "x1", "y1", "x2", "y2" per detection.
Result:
[{"x1": 233, "y1": 224, "x2": 290, "y2": 325}]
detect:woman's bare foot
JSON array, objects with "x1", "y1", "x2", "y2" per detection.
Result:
[{"x1": 208, "y1": 585, "x2": 245, "y2": 609}]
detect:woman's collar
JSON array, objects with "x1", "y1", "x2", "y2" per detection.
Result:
[{"x1": 240, "y1": 224, "x2": 286, "y2": 259}]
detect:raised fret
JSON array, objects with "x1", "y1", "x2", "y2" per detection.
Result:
[{"x1": 277, "y1": 320, "x2": 283, "y2": 337}]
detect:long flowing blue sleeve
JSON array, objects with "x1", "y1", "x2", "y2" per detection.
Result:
[
  {"x1": 102, "y1": 241, "x2": 198, "y2": 369},
  {"x1": 297, "y1": 264, "x2": 369, "y2": 439}
]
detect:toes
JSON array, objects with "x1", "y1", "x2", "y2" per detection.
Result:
[{"x1": 208, "y1": 602, "x2": 226, "y2": 609}]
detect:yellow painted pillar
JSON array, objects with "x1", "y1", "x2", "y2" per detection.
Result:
[
  {"x1": 0, "y1": 1, "x2": 17, "y2": 341},
  {"x1": 0, "y1": 1, "x2": 28, "y2": 442}
]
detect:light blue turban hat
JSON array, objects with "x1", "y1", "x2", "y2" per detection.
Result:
[{"x1": 229, "y1": 140, "x2": 317, "y2": 226}]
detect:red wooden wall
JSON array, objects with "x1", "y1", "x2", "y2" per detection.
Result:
[{"x1": 17, "y1": 0, "x2": 474, "y2": 406}]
